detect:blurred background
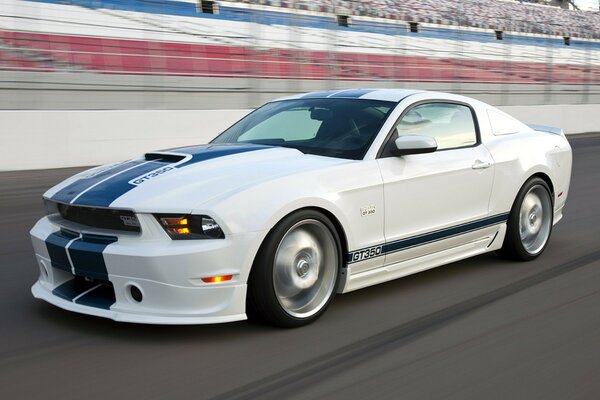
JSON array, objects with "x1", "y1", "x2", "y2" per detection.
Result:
[{"x1": 0, "y1": 0, "x2": 599, "y2": 169}]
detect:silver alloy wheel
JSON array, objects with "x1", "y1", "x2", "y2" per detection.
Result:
[
  {"x1": 519, "y1": 185, "x2": 552, "y2": 255},
  {"x1": 273, "y1": 219, "x2": 338, "y2": 318}
]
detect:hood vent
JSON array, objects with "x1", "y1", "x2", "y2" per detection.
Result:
[{"x1": 144, "y1": 152, "x2": 186, "y2": 162}]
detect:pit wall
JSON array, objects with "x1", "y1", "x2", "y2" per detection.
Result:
[{"x1": 1, "y1": 104, "x2": 598, "y2": 171}]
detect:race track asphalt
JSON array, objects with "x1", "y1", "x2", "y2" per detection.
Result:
[{"x1": 1, "y1": 133, "x2": 599, "y2": 400}]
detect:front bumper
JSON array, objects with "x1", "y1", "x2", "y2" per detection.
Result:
[
  {"x1": 30, "y1": 215, "x2": 261, "y2": 324},
  {"x1": 31, "y1": 282, "x2": 246, "y2": 324}
]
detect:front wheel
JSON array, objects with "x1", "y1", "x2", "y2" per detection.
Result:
[
  {"x1": 497, "y1": 177, "x2": 553, "y2": 261},
  {"x1": 247, "y1": 210, "x2": 342, "y2": 328}
]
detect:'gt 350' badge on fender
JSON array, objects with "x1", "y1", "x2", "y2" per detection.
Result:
[{"x1": 360, "y1": 205, "x2": 376, "y2": 217}]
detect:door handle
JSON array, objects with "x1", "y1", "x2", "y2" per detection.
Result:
[{"x1": 472, "y1": 160, "x2": 491, "y2": 170}]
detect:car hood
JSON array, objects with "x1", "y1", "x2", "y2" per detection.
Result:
[{"x1": 45, "y1": 143, "x2": 350, "y2": 212}]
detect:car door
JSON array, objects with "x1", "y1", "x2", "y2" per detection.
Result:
[{"x1": 377, "y1": 101, "x2": 495, "y2": 267}]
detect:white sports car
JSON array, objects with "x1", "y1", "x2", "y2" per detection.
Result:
[{"x1": 30, "y1": 89, "x2": 572, "y2": 327}]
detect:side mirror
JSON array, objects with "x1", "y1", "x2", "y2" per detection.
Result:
[{"x1": 392, "y1": 135, "x2": 437, "y2": 156}]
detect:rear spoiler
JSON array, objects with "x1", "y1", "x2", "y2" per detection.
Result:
[{"x1": 527, "y1": 124, "x2": 565, "y2": 136}]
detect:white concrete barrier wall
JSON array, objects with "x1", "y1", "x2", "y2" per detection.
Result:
[
  {"x1": 500, "y1": 104, "x2": 600, "y2": 136},
  {"x1": 1, "y1": 105, "x2": 598, "y2": 171},
  {"x1": 0, "y1": 109, "x2": 251, "y2": 171}
]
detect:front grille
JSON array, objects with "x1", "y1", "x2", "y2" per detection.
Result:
[{"x1": 56, "y1": 202, "x2": 141, "y2": 232}]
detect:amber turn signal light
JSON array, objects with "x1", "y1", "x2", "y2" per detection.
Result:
[{"x1": 201, "y1": 275, "x2": 233, "y2": 283}]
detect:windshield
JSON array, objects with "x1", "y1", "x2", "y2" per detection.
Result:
[{"x1": 211, "y1": 98, "x2": 396, "y2": 160}]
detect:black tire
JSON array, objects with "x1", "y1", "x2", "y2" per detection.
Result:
[
  {"x1": 247, "y1": 209, "x2": 342, "y2": 328},
  {"x1": 497, "y1": 177, "x2": 553, "y2": 261}
]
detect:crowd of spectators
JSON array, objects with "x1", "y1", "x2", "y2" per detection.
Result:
[{"x1": 222, "y1": 0, "x2": 600, "y2": 38}]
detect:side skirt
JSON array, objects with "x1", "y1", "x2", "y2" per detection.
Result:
[{"x1": 342, "y1": 224, "x2": 506, "y2": 293}]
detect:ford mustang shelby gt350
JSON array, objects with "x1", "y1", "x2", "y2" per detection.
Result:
[{"x1": 30, "y1": 89, "x2": 572, "y2": 327}]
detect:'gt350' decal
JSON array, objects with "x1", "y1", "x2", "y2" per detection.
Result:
[{"x1": 350, "y1": 246, "x2": 383, "y2": 262}]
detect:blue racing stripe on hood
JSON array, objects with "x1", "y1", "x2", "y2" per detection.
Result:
[
  {"x1": 172, "y1": 144, "x2": 271, "y2": 167},
  {"x1": 66, "y1": 144, "x2": 269, "y2": 207},
  {"x1": 72, "y1": 159, "x2": 171, "y2": 207},
  {"x1": 51, "y1": 160, "x2": 145, "y2": 204}
]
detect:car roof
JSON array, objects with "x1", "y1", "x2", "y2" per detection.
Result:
[{"x1": 274, "y1": 88, "x2": 424, "y2": 103}]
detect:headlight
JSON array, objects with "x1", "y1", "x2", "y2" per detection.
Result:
[{"x1": 154, "y1": 214, "x2": 225, "y2": 240}]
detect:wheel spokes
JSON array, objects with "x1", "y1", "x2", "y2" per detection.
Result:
[
  {"x1": 518, "y1": 186, "x2": 552, "y2": 255},
  {"x1": 272, "y1": 220, "x2": 338, "y2": 318}
]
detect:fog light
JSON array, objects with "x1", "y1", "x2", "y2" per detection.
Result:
[{"x1": 129, "y1": 285, "x2": 143, "y2": 302}]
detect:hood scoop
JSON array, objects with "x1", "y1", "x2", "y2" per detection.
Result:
[{"x1": 144, "y1": 152, "x2": 187, "y2": 162}]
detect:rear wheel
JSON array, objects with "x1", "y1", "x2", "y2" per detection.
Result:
[
  {"x1": 247, "y1": 210, "x2": 342, "y2": 328},
  {"x1": 497, "y1": 177, "x2": 553, "y2": 261}
]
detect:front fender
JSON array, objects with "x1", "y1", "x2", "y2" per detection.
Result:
[{"x1": 193, "y1": 160, "x2": 385, "y2": 256}]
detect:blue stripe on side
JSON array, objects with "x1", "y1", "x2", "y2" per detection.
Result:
[
  {"x1": 51, "y1": 160, "x2": 144, "y2": 204},
  {"x1": 45, "y1": 232, "x2": 74, "y2": 272},
  {"x1": 347, "y1": 213, "x2": 509, "y2": 264},
  {"x1": 383, "y1": 213, "x2": 509, "y2": 255},
  {"x1": 69, "y1": 236, "x2": 118, "y2": 281}
]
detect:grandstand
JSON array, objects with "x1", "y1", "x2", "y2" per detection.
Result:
[
  {"x1": 0, "y1": 0, "x2": 598, "y2": 109},
  {"x1": 226, "y1": 0, "x2": 600, "y2": 38}
]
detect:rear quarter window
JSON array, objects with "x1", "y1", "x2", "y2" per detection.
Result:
[{"x1": 487, "y1": 109, "x2": 528, "y2": 136}]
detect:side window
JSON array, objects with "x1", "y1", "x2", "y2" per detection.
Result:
[{"x1": 392, "y1": 103, "x2": 478, "y2": 150}]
